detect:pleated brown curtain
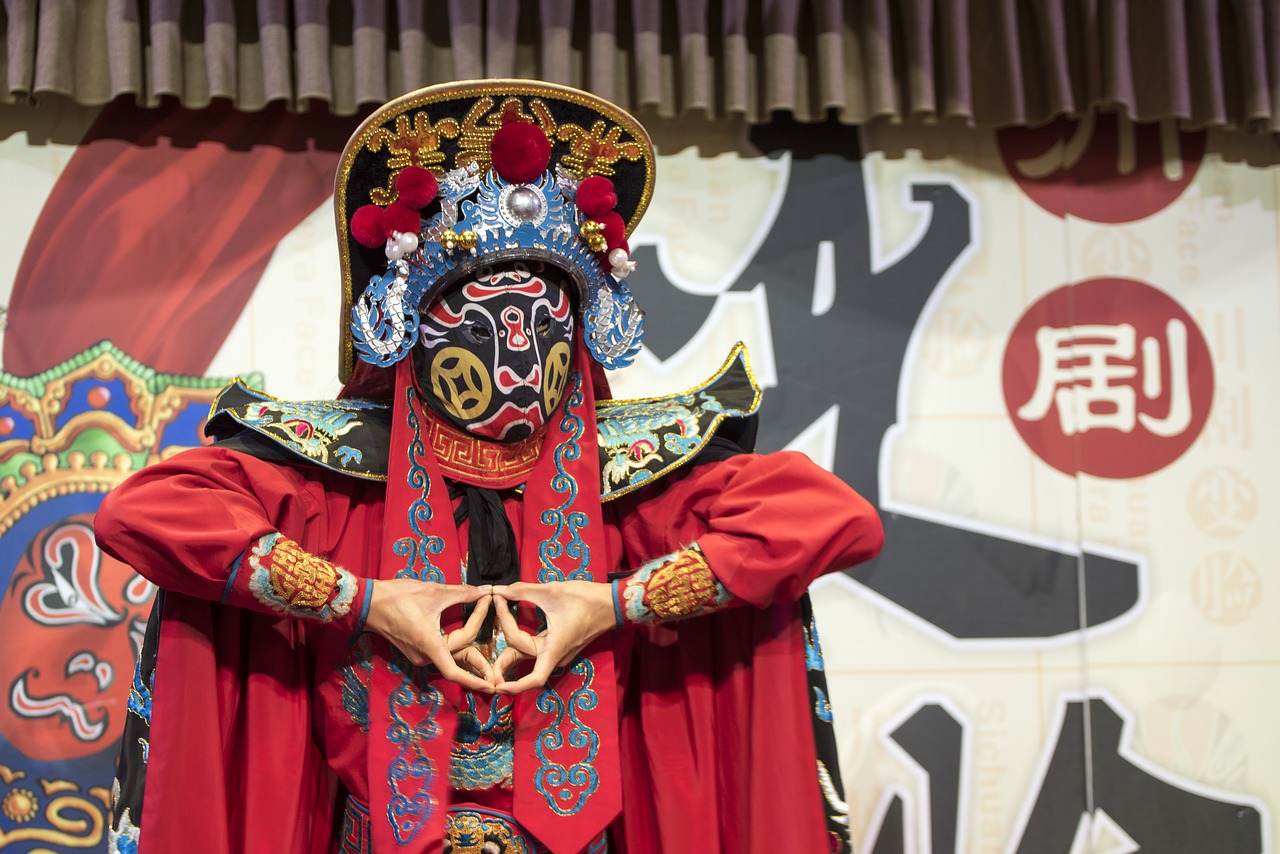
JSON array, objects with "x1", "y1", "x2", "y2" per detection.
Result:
[{"x1": 4, "y1": 0, "x2": 1280, "y2": 131}]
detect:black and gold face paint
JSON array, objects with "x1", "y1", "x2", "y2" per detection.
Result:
[{"x1": 415, "y1": 260, "x2": 576, "y2": 442}]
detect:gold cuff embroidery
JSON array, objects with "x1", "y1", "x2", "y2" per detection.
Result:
[
  {"x1": 247, "y1": 533, "x2": 357, "y2": 622},
  {"x1": 619, "y1": 544, "x2": 732, "y2": 626},
  {"x1": 645, "y1": 550, "x2": 720, "y2": 620}
]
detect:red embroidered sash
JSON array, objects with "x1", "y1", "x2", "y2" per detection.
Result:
[{"x1": 369, "y1": 348, "x2": 620, "y2": 854}]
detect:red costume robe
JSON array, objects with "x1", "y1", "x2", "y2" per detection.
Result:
[{"x1": 96, "y1": 401, "x2": 882, "y2": 853}]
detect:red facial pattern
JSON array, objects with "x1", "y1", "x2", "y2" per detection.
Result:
[
  {"x1": 495, "y1": 362, "x2": 542, "y2": 394},
  {"x1": 502, "y1": 306, "x2": 531, "y2": 350}
]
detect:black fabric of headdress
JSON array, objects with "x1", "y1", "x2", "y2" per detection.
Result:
[{"x1": 449, "y1": 480, "x2": 520, "y2": 639}]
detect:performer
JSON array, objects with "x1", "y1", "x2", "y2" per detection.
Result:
[{"x1": 95, "y1": 80, "x2": 883, "y2": 854}]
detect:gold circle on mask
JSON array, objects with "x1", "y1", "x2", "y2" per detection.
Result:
[
  {"x1": 430, "y1": 347, "x2": 493, "y2": 420},
  {"x1": 543, "y1": 342, "x2": 573, "y2": 414}
]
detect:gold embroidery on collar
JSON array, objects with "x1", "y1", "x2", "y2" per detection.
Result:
[{"x1": 426, "y1": 414, "x2": 543, "y2": 487}]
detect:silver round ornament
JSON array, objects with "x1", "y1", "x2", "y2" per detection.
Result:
[{"x1": 504, "y1": 185, "x2": 545, "y2": 224}]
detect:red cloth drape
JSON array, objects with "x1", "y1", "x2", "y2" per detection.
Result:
[{"x1": 5, "y1": 98, "x2": 359, "y2": 376}]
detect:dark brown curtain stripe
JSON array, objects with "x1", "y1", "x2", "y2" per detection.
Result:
[{"x1": 4, "y1": 0, "x2": 1280, "y2": 131}]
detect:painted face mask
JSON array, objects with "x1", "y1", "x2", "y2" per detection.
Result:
[{"x1": 415, "y1": 260, "x2": 576, "y2": 442}]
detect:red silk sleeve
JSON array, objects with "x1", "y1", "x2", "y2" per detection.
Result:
[
  {"x1": 616, "y1": 451, "x2": 884, "y2": 607},
  {"x1": 94, "y1": 446, "x2": 369, "y2": 632},
  {"x1": 610, "y1": 451, "x2": 878, "y2": 852}
]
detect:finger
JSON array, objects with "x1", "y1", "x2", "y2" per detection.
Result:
[
  {"x1": 435, "y1": 584, "x2": 490, "y2": 607},
  {"x1": 542, "y1": 635, "x2": 582, "y2": 671},
  {"x1": 453, "y1": 646, "x2": 496, "y2": 685},
  {"x1": 497, "y1": 648, "x2": 558, "y2": 695},
  {"x1": 495, "y1": 668, "x2": 551, "y2": 695},
  {"x1": 422, "y1": 633, "x2": 494, "y2": 693},
  {"x1": 444, "y1": 665, "x2": 497, "y2": 693},
  {"x1": 448, "y1": 595, "x2": 491, "y2": 652},
  {"x1": 494, "y1": 596, "x2": 539, "y2": 656},
  {"x1": 492, "y1": 581, "x2": 539, "y2": 602},
  {"x1": 556, "y1": 647, "x2": 583, "y2": 668},
  {"x1": 492, "y1": 645, "x2": 528, "y2": 684},
  {"x1": 434, "y1": 655, "x2": 496, "y2": 693}
]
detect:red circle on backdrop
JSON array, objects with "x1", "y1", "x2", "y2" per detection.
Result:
[
  {"x1": 1002, "y1": 278, "x2": 1214, "y2": 479},
  {"x1": 997, "y1": 112, "x2": 1205, "y2": 223}
]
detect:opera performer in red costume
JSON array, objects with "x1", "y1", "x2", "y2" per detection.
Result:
[{"x1": 94, "y1": 80, "x2": 883, "y2": 854}]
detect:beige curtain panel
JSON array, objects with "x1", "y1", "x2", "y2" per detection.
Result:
[{"x1": 3, "y1": 0, "x2": 1279, "y2": 131}]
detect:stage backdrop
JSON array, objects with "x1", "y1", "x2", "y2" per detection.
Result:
[{"x1": 0, "y1": 98, "x2": 1276, "y2": 853}]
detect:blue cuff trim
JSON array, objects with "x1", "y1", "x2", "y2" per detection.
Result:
[
  {"x1": 356, "y1": 580, "x2": 374, "y2": 632},
  {"x1": 221, "y1": 550, "x2": 246, "y2": 604},
  {"x1": 611, "y1": 579, "x2": 625, "y2": 629}
]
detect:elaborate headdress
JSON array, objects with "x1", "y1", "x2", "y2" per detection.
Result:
[{"x1": 335, "y1": 80, "x2": 656, "y2": 382}]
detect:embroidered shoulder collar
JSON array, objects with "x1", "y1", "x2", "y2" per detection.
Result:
[
  {"x1": 205, "y1": 343, "x2": 762, "y2": 498},
  {"x1": 594, "y1": 343, "x2": 760, "y2": 499},
  {"x1": 206, "y1": 384, "x2": 393, "y2": 481}
]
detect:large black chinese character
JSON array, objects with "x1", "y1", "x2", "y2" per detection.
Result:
[
  {"x1": 866, "y1": 697, "x2": 1264, "y2": 852},
  {"x1": 634, "y1": 120, "x2": 1140, "y2": 640},
  {"x1": 1013, "y1": 698, "x2": 1262, "y2": 852}
]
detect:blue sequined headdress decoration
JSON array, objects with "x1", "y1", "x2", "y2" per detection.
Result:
[{"x1": 334, "y1": 81, "x2": 655, "y2": 381}]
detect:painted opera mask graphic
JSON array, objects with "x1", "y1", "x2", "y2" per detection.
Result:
[
  {"x1": 415, "y1": 260, "x2": 576, "y2": 442},
  {"x1": 0, "y1": 512, "x2": 155, "y2": 760}
]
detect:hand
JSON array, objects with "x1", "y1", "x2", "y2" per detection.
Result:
[
  {"x1": 490, "y1": 580, "x2": 616, "y2": 695},
  {"x1": 365, "y1": 579, "x2": 496, "y2": 693}
]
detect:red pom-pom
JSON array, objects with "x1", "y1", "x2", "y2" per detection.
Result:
[
  {"x1": 381, "y1": 201, "x2": 420, "y2": 237},
  {"x1": 600, "y1": 211, "x2": 626, "y2": 251},
  {"x1": 351, "y1": 204, "x2": 387, "y2": 248},
  {"x1": 396, "y1": 166, "x2": 438, "y2": 208},
  {"x1": 490, "y1": 122, "x2": 552, "y2": 184},
  {"x1": 576, "y1": 176, "x2": 617, "y2": 218}
]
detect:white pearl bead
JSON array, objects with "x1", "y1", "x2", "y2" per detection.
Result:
[
  {"x1": 608, "y1": 248, "x2": 629, "y2": 267},
  {"x1": 386, "y1": 243, "x2": 404, "y2": 261},
  {"x1": 397, "y1": 232, "x2": 419, "y2": 253}
]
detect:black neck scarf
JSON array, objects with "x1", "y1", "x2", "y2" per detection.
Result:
[{"x1": 449, "y1": 480, "x2": 519, "y2": 639}]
